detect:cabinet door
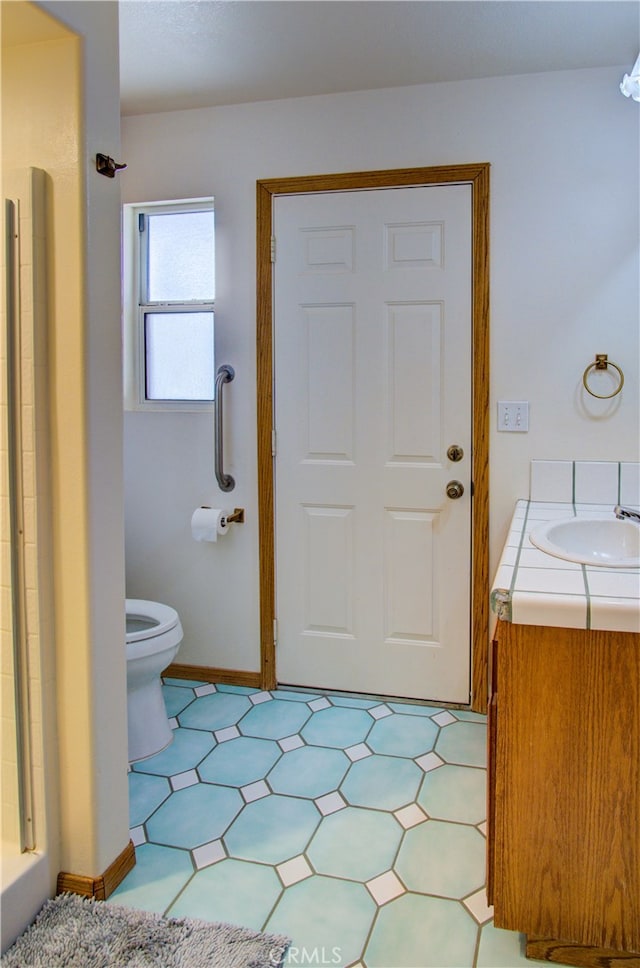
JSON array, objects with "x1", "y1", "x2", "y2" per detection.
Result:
[{"x1": 492, "y1": 623, "x2": 640, "y2": 953}]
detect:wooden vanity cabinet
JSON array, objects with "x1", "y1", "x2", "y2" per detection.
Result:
[{"x1": 487, "y1": 622, "x2": 640, "y2": 967}]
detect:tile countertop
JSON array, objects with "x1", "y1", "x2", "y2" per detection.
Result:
[{"x1": 491, "y1": 501, "x2": 640, "y2": 633}]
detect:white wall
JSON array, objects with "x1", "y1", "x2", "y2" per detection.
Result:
[{"x1": 121, "y1": 67, "x2": 639, "y2": 674}]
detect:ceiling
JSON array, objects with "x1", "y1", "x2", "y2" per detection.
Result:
[{"x1": 118, "y1": 0, "x2": 640, "y2": 117}]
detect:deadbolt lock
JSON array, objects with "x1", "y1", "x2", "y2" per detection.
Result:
[
  {"x1": 446, "y1": 480, "x2": 465, "y2": 500},
  {"x1": 447, "y1": 444, "x2": 464, "y2": 462}
]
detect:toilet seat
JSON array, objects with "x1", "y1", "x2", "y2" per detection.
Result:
[
  {"x1": 125, "y1": 599, "x2": 183, "y2": 663},
  {"x1": 126, "y1": 599, "x2": 180, "y2": 642}
]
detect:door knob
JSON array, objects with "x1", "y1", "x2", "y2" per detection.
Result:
[
  {"x1": 446, "y1": 480, "x2": 464, "y2": 499},
  {"x1": 447, "y1": 444, "x2": 464, "y2": 462}
]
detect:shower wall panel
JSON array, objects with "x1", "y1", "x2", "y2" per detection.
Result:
[{"x1": 1, "y1": 168, "x2": 53, "y2": 858}]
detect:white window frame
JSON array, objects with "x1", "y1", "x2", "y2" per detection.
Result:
[{"x1": 122, "y1": 197, "x2": 215, "y2": 412}]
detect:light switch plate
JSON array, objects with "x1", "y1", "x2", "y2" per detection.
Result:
[{"x1": 498, "y1": 401, "x2": 529, "y2": 432}]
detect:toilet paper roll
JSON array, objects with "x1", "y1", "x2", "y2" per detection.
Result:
[{"x1": 191, "y1": 507, "x2": 229, "y2": 542}]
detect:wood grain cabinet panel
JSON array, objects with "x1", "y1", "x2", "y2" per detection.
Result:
[{"x1": 488, "y1": 622, "x2": 640, "y2": 967}]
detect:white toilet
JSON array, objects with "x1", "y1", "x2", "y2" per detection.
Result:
[{"x1": 125, "y1": 599, "x2": 183, "y2": 763}]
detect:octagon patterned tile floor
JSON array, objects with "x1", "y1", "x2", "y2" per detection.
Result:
[{"x1": 110, "y1": 680, "x2": 546, "y2": 968}]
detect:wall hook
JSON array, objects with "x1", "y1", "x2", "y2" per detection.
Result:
[{"x1": 96, "y1": 153, "x2": 127, "y2": 178}]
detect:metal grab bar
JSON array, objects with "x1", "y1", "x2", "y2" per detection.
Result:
[{"x1": 215, "y1": 364, "x2": 235, "y2": 492}]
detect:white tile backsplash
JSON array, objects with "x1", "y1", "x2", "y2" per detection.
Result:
[
  {"x1": 574, "y1": 461, "x2": 619, "y2": 504},
  {"x1": 530, "y1": 461, "x2": 573, "y2": 502},
  {"x1": 531, "y1": 460, "x2": 640, "y2": 506},
  {"x1": 620, "y1": 463, "x2": 640, "y2": 507}
]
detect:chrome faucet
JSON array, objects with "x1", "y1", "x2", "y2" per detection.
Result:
[{"x1": 614, "y1": 505, "x2": 640, "y2": 523}]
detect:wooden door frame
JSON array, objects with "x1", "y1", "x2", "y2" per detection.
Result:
[{"x1": 256, "y1": 164, "x2": 490, "y2": 712}]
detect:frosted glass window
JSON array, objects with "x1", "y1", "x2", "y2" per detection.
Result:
[
  {"x1": 123, "y1": 198, "x2": 215, "y2": 410},
  {"x1": 145, "y1": 312, "x2": 215, "y2": 401},
  {"x1": 146, "y1": 210, "x2": 214, "y2": 302}
]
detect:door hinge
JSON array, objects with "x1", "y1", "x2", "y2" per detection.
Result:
[
  {"x1": 270, "y1": 236, "x2": 276, "y2": 262},
  {"x1": 271, "y1": 429, "x2": 277, "y2": 457},
  {"x1": 273, "y1": 618, "x2": 278, "y2": 645}
]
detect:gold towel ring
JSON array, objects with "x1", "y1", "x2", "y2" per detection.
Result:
[{"x1": 582, "y1": 354, "x2": 624, "y2": 400}]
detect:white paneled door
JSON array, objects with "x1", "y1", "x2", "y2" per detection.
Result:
[{"x1": 273, "y1": 185, "x2": 472, "y2": 703}]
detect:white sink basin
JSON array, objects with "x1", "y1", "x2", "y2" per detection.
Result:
[{"x1": 530, "y1": 516, "x2": 640, "y2": 567}]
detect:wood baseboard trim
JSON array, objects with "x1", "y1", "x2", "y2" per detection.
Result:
[
  {"x1": 526, "y1": 937, "x2": 640, "y2": 967},
  {"x1": 57, "y1": 839, "x2": 136, "y2": 901},
  {"x1": 164, "y1": 663, "x2": 262, "y2": 689}
]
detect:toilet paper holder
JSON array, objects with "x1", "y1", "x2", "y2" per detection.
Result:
[{"x1": 201, "y1": 506, "x2": 245, "y2": 524}]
